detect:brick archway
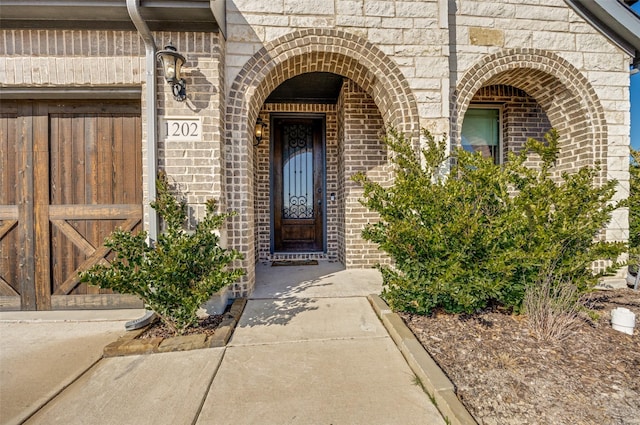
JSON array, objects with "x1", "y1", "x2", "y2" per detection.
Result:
[
  {"x1": 225, "y1": 28, "x2": 419, "y2": 296},
  {"x1": 454, "y1": 48, "x2": 608, "y2": 174}
]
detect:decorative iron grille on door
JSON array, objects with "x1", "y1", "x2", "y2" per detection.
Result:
[
  {"x1": 282, "y1": 124, "x2": 314, "y2": 220},
  {"x1": 273, "y1": 117, "x2": 324, "y2": 252}
]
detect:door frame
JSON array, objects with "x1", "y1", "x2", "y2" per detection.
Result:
[{"x1": 269, "y1": 113, "x2": 327, "y2": 254}]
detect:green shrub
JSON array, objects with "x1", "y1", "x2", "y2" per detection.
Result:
[
  {"x1": 81, "y1": 172, "x2": 244, "y2": 334},
  {"x1": 505, "y1": 132, "x2": 625, "y2": 295},
  {"x1": 354, "y1": 129, "x2": 625, "y2": 315}
]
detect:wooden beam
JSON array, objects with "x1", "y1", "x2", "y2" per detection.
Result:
[
  {"x1": 0, "y1": 296, "x2": 21, "y2": 311},
  {"x1": 51, "y1": 220, "x2": 96, "y2": 257},
  {"x1": 17, "y1": 102, "x2": 36, "y2": 311},
  {"x1": 33, "y1": 102, "x2": 51, "y2": 310},
  {"x1": 49, "y1": 204, "x2": 142, "y2": 220},
  {"x1": 0, "y1": 276, "x2": 19, "y2": 296},
  {"x1": 53, "y1": 217, "x2": 140, "y2": 295},
  {"x1": 0, "y1": 205, "x2": 19, "y2": 219},
  {"x1": 0, "y1": 220, "x2": 17, "y2": 241}
]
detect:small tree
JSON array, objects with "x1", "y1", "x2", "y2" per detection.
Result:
[
  {"x1": 355, "y1": 128, "x2": 626, "y2": 315},
  {"x1": 81, "y1": 172, "x2": 244, "y2": 334}
]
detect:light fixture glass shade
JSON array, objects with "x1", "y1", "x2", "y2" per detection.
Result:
[
  {"x1": 255, "y1": 118, "x2": 265, "y2": 141},
  {"x1": 254, "y1": 118, "x2": 268, "y2": 146},
  {"x1": 157, "y1": 44, "x2": 185, "y2": 83},
  {"x1": 165, "y1": 63, "x2": 177, "y2": 80}
]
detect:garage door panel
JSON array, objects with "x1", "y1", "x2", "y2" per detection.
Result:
[
  {"x1": 0, "y1": 100, "x2": 143, "y2": 310},
  {"x1": 0, "y1": 106, "x2": 21, "y2": 305},
  {"x1": 1, "y1": 102, "x2": 37, "y2": 309},
  {"x1": 49, "y1": 113, "x2": 142, "y2": 205},
  {"x1": 50, "y1": 217, "x2": 142, "y2": 296},
  {"x1": 47, "y1": 105, "x2": 142, "y2": 307}
]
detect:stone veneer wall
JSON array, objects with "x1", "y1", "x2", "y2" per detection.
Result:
[
  {"x1": 225, "y1": 0, "x2": 631, "y2": 285},
  {"x1": 226, "y1": 0, "x2": 445, "y2": 132}
]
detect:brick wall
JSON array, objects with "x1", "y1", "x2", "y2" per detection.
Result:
[
  {"x1": 224, "y1": 27, "x2": 421, "y2": 295},
  {"x1": 250, "y1": 82, "x2": 387, "y2": 268},
  {"x1": 254, "y1": 103, "x2": 339, "y2": 262},
  {"x1": 154, "y1": 32, "x2": 225, "y2": 228},
  {"x1": 0, "y1": 29, "x2": 225, "y2": 229},
  {"x1": 0, "y1": 30, "x2": 145, "y2": 85},
  {"x1": 339, "y1": 80, "x2": 388, "y2": 267},
  {"x1": 470, "y1": 85, "x2": 552, "y2": 161},
  {"x1": 337, "y1": 85, "x2": 347, "y2": 265}
]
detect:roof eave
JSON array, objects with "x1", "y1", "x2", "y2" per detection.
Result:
[
  {"x1": 564, "y1": 0, "x2": 640, "y2": 69},
  {"x1": 0, "y1": 0, "x2": 225, "y2": 36}
]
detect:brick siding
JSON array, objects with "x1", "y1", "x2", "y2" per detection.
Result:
[
  {"x1": 1, "y1": 0, "x2": 632, "y2": 294},
  {"x1": 470, "y1": 84, "x2": 552, "y2": 161}
]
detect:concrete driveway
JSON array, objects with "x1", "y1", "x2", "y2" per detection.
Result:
[{"x1": 0, "y1": 310, "x2": 144, "y2": 425}]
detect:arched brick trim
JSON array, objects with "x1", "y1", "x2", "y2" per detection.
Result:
[
  {"x1": 225, "y1": 28, "x2": 419, "y2": 296},
  {"x1": 230, "y1": 29, "x2": 419, "y2": 136},
  {"x1": 453, "y1": 48, "x2": 607, "y2": 175}
]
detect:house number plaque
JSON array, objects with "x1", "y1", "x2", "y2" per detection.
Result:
[{"x1": 162, "y1": 117, "x2": 202, "y2": 141}]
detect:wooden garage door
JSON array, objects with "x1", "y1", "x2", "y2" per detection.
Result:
[{"x1": 0, "y1": 101, "x2": 144, "y2": 310}]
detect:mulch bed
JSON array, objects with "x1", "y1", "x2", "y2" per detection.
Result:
[
  {"x1": 103, "y1": 298, "x2": 247, "y2": 357},
  {"x1": 401, "y1": 288, "x2": 640, "y2": 425},
  {"x1": 138, "y1": 314, "x2": 225, "y2": 339}
]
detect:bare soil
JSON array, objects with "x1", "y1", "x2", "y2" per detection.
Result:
[
  {"x1": 402, "y1": 288, "x2": 640, "y2": 425},
  {"x1": 138, "y1": 314, "x2": 224, "y2": 339}
]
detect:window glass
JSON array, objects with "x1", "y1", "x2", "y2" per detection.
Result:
[{"x1": 461, "y1": 108, "x2": 500, "y2": 163}]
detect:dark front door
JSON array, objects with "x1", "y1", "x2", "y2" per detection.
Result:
[{"x1": 273, "y1": 117, "x2": 324, "y2": 252}]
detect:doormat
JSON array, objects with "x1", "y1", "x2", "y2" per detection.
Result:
[{"x1": 271, "y1": 260, "x2": 319, "y2": 267}]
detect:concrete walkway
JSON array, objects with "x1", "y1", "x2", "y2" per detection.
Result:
[{"x1": 1, "y1": 262, "x2": 446, "y2": 425}]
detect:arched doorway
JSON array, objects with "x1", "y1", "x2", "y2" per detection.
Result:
[{"x1": 225, "y1": 28, "x2": 420, "y2": 296}]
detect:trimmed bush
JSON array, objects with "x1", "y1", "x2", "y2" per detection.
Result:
[
  {"x1": 354, "y1": 129, "x2": 625, "y2": 314},
  {"x1": 81, "y1": 172, "x2": 244, "y2": 334}
]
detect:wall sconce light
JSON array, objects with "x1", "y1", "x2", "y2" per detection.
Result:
[
  {"x1": 156, "y1": 43, "x2": 186, "y2": 102},
  {"x1": 254, "y1": 117, "x2": 267, "y2": 146}
]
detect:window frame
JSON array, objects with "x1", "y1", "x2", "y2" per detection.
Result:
[{"x1": 462, "y1": 104, "x2": 503, "y2": 165}]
